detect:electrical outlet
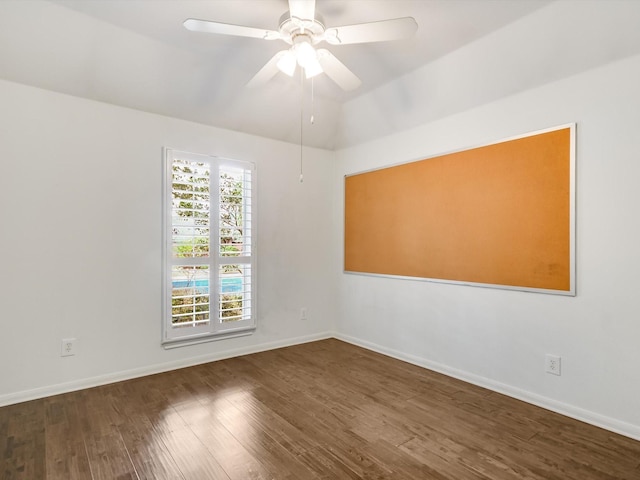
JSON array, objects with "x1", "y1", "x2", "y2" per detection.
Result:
[
  {"x1": 61, "y1": 338, "x2": 77, "y2": 357},
  {"x1": 545, "y1": 354, "x2": 561, "y2": 376},
  {"x1": 300, "y1": 307, "x2": 307, "y2": 321}
]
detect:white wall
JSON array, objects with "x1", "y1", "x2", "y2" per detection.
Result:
[
  {"x1": 334, "y1": 51, "x2": 640, "y2": 440},
  {"x1": 0, "y1": 78, "x2": 336, "y2": 405}
]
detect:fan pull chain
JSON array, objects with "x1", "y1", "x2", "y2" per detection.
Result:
[
  {"x1": 299, "y1": 67, "x2": 304, "y2": 183},
  {"x1": 310, "y1": 77, "x2": 315, "y2": 125}
]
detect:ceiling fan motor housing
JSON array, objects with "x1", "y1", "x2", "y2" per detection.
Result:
[{"x1": 278, "y1": 11, "x2": 325, "y2": 45}]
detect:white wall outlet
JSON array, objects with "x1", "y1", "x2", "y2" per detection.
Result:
[
  {"x1": 300, "y1": 307, "x2": 308, "y2": 321},
  {"x1": 61, "y1": 338, "x2": 77, "y2": 357},
  {"x1": 545, "y1": 354, "x2": 561, "y2": 376}
]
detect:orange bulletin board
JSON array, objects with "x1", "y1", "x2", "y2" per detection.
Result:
[{"x1": 344, "y1": 124, "x2": 575, "y2": 295}]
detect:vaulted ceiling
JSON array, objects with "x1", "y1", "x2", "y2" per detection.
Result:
[{"x1": 2, "y1": 0, "x2": 629, "y2": 150}]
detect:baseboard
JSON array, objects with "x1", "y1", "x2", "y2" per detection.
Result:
[
  {"x1": 0, "y1": 331, "x2": 333, "y2": 408},
  {"x1": 4, "y1": 330, "x2": 639, "y2": 443},
  {"x1": 334, "y1": 332, "x2": 640, "y2": 442}
]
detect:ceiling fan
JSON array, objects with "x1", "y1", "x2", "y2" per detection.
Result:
[{"x1": 184, "y1": 0, "x2": 418, "y2": 91}]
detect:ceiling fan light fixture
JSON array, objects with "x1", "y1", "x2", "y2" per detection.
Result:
[
  {"x1": 304, "y1": 57, "x2": 323, "y2": 78},
  {"x1": 292, "y1": 37, "x2": 323, "y2": 78},
  {"x1": 276, "y1": 50, "x2": 297, "y2": 76},
  {"x1": 294, "y1": 40, "x2": 316, "y2": 68}
]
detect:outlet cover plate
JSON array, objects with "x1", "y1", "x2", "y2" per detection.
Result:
[
  {"x1": 61, "y1": 338, "x2": 77, "y2": 357},
  {"x1": 545, "y1": 354, "x2": 561, "y2": 376}
]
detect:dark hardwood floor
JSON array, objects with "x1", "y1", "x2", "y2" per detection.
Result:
[{"x1": 1, "y1": 339, "x2": 639, "y2": 479}]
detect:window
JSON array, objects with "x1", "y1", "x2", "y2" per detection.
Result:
[{"x1": 163, "y1": 149, "x2": 256, "y2": 347}]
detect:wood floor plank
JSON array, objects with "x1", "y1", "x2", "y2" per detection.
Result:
[
  {"x1": 2, "y1": 338, "x2": 639, "y2": 479},
  {"x1": 200, "y1": 393, "x2": 319, "y2": 479},
  {"x1": 43, "y1": 395, "x2": 93, "y2": 480},
  {"x1": 112, "y1": 373, "x2": 232, "y2": 480},
  {"x1": 222, "y1": 364, "x2": 398, "y2": 479},
  {"x1": 1, "y1": 400, "x2": 46, "y2": 480},
  {"x1": 175, "y1": 400, "x2": 274, "y2": 480},
  {"x1": 0, "y1": 403, "x2": 12, "y2": 479},
  {"x1": 294, "y1": 446, "x2": 364, "y2": 480},
  {"x1": 153, "y1": 419, "x2": 232, "y2": 480},
  {"x1": 116, "y1": 411, "x2": 186, "y2": 480},
  {"x1": 74, "y1": 388, "x2": 139, "y2": 480}
]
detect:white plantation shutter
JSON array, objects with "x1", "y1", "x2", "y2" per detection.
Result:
[
  {"x1": 163, "y1": 149, "x2": 256, "y2": 346},
  {"x1": 218, "y1": 164, "x2": 253, "y2": 325}
]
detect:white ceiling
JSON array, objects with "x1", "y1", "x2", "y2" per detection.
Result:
[{"x1": 0, "y1": 0, "x2": 554, "y2": 149}]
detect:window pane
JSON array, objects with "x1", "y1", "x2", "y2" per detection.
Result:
[
  {"x1": 218, "y1": 264, "x2": 251, "y2": 323},
  {"x1": 172, "y1": 159, "x2": 210, "y2": 258},
  {"x1": 219, "y1": 167, "x2": 252, "y2": 257},
  {"x1": 172, "y1": 265, "x2": 210, "y2": 327}
]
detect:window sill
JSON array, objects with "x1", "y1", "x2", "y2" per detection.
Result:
[{"x1": 162, "y1": 327, "x2": 256, "y2": 350}]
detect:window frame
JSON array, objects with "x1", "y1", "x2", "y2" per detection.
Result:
[{"x1": 162, "y1": 148, "x2": 257, "y2": 348}]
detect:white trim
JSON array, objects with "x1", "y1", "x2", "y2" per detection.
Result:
[
  {"x1": 342, "y1": 270, "x2": 575, "y2": 296},
  {"x1": 333, "y1": 332, "x2": 640, "y2": 442},
  {"x1": 162, "y1": 327, "x2": 255, "y2": 349},
  {"x1": 0, "y1": 332, "x2": 332, "y2": 408}
]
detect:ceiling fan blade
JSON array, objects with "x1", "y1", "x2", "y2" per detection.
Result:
[
  {"x1": 316, "y1": 49, "x2": 362, "y2": 91},
  {"x1": 288, "y1": 0, "x2": 315, "y2": 20},
  {"x1": 246, "y1": 51, "x2": 288, "y2": 88},
  {"x1": 183, "y1": 18, "x2": 280, "y2": 40},
  {"x1": 324, "y1": 17, "x2": 418, "y2": 45}
]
